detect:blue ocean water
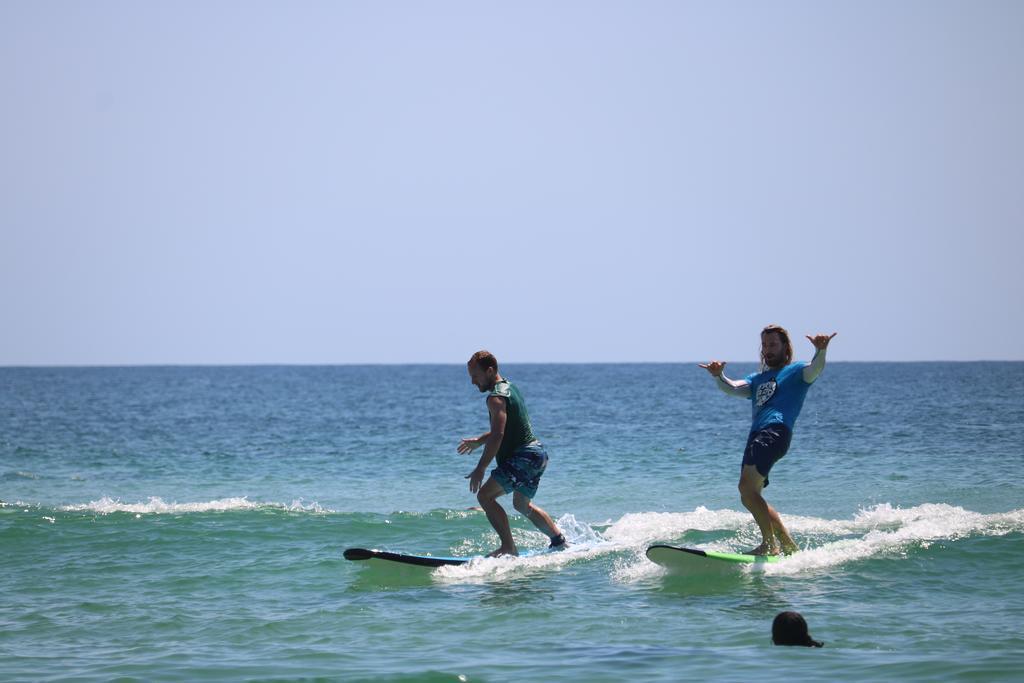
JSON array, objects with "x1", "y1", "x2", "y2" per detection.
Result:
[{"x1": 2, "y1": 363, "x2": 1023, "y2": 681}]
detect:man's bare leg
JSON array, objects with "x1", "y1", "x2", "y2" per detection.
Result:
[
  {"x1": 766, "y1": 503, "x2": 799, "y2": 554},
  {"x1": 512, "y1": 491, "x2": 562, "y2": 540},
  {"x1": 477, "y1": 478, "x2": 517, "y2": 556},
  {"x1": 738, "y1": 465, "x2": 781, "y2": 555}
]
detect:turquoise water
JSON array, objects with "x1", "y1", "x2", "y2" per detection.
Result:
[{"x1": 2, "y1": 363, "x2": 1023, "y2": 681}]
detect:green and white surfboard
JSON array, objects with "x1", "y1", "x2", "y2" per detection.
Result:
[{"x1": 646, "y1": 544, "x2": 782, "y2": 574}]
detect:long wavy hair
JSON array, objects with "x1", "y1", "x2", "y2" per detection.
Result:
[{"x1": 760, "y1": 324, "x2": 794, "y2": 371}]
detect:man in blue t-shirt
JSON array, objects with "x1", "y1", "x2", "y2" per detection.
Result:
[{"x1": 700, "y1": 325, "x2": 836, "y2": 555}]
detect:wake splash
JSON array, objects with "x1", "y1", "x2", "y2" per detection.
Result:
[
  {"x1": 433, "y1": 513, "x2": 614, "y2": 583},
  {"x1": 431, "y1": 503, "x2": 1024, "y2": 584}
]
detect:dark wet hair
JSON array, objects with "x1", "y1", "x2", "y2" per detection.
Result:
[
  {"x1": 772, "y1": 611, "x2": 823, "y2": 648},
  {"x1": 468, "y1": 350, "x2": 498, "y2": 371}
]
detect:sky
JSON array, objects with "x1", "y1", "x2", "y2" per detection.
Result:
[{"x1": 2, "y1": 1, "x2": 1022, "y2": 365}]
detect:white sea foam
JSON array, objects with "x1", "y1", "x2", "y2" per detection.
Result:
[
  {"x1": 557, "y1": 512, "x2": 607, "y2": 546},
  {"x1": 597, "y1": 503, "x2": 1024, "y2": 581},
  {"x1": 433, "y1": 513, "x2": 618, "y2": 583},
  {"x1": 285, "y1": 498, "x2": 331, "y2": 514},
  {"x1": 763, "y1": 503, "x2": 1024, "y2": 576},
  {"x1": 609, "y1": 549, "x2": 664, "y2": 584},
  {"x1": 602, "y1": 506, "x2": 751, "y2": 547},
  {"x1": 60, "y1": 496, "x2": 334, "y2": 515},
  {"x1": 432, "y1": 539, "x2": 614, "y2": 583}
]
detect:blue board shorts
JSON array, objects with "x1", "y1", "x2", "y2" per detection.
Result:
[
  {"x1": 491, "y1": 441, "x2": 549, "y2": 499},
  {"x1": 742, "y1": 424, "x2": 792, "y2": 488}
]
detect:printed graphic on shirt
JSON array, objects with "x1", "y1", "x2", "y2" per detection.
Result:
[
  {"x1": 490, "y1": 380, "x2": 511, "y2": 399},
  {"x1": 755, "y1": 378, "x2": 777, "y2": 408}
]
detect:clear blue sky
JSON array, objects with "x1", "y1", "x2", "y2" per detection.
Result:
[{"x1": 2, "y1": 1, "x2": 1021, "y2": 365}]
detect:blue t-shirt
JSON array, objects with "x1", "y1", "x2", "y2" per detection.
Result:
[{"x1": 744, "y1": 361, "x2": 813, "y2": 432}]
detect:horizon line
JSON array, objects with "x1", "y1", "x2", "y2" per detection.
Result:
[{"x1": 1, "y1": 359, "x2": 1021, "y2": 369}]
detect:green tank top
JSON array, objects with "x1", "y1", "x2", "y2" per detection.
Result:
[{"x1": 489, "y1": 379, "x2": 536, "y2": 464}]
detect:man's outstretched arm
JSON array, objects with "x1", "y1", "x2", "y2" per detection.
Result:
[{"x1": 699, "y1": 360, "x2": 752, "y2": 399}]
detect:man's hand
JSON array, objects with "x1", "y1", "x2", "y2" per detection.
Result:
[
  {"x1": 698, "y1": 360, "x2": 727, "y2": 377},
  {"x1": 803, "y1": 333, "x2": 837, "y2": 382},
  {"x1": 465, "y1": 467, "x2": 486, "y2": 493},
  {"x1": 457, "y1": 438, "x2": 482, "y2": 455},
  {"x1": 806, "y1": 333, "x2": 837, "y2": 351}
]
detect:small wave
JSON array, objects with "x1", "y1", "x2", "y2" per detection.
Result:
[
  {"x1": 60, "y1": 496, "x2": 335, "y2": 515},
  {"x1": 352, "y1": 503, "x2": 1024, "y2": 584},
  {"x1": 764, "y1": 503, "x2": 1024, "y2": 575},
  {"x1": 2, "y1": 470, "x2": 41, "y2": 481},
  {"x1": 597, "y1": 503, "x2": 1024, "y2": 580}
]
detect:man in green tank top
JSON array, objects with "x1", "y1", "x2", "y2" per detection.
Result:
[{"x1": 458, "y1": 350, "x2": 566, "y2": 557}]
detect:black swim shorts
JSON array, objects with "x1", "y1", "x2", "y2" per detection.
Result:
[{"x1": 742, "y1": 424, "x2": 792, "y2": 487}]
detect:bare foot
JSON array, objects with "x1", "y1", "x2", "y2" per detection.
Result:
[
  {"x1": 746, "y1": 543, "x2": 780, "y2": 556},
  {"x1": 776, "y1": 531, "x2": 799, "y2": 555},
  {"x1": 487, "y1": 547, "x2": 518, "y2": 558}
]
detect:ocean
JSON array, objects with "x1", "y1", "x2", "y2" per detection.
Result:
[{"x1": 2, "y1": 363, "x2": 1022, "y2": 681}]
